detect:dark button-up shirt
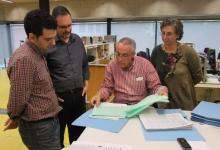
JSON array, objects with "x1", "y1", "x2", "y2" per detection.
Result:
[
  {"x1": 46, "y1": 33, "x2": 89, "y2": 92},
  {"x1": 7, "y1": 40, "x2": 62, "y2": 121}
]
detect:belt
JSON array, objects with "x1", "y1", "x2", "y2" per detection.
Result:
[
  {"x1": 59, "y1": 88, "x2": 82, "y2": 94},
  {"x1": 21, "y1": 116, "x2": 57, "y2": 123}
]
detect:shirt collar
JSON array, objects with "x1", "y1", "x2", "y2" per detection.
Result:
[
  {"x1": 26, "y1": 39, "x2": 44, "y2": 56},
  {"x1": 120, "y1": 56, "x2": 135, "y2": 72},
  {"x1": 129, "y1": 56, "x2": 136, "y2": 71}
]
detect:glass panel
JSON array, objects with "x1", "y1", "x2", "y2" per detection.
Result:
[
  {"x1": 0, "y1": 24, "x2": 10, "y2": 68},
  {"x1": 10, "y1": 24, "x2": 26, "y2": 52},
  {"x1": 112, "y1": 21, "x2": 156, "y2": 53},
  {"x1": 72, "y1": 22, "x2": 107, "y2": 37}
]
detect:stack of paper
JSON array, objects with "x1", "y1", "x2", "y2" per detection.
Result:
[
  {"x1": 91, "y1": 103, "x2": 127, "y2": 119},
  {"x1": 191, "y1": 101, "x2": 220, "y2": 127},
  {"x1": 91, "y1": 95, "x2": 169, "y2": 119},
  {"x1": 141, "y1": 108, "x2": 205, "y2": 141},
  {"x1": 139, "y1": 108, "x2": 192, "y2": 130},
  {"x1": 125, "y1": 95, "x2": 169, "y2": 118}
]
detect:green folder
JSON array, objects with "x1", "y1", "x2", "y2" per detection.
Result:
[
  {"x1": 125, "y1": 95, "x2": 169, "y2": 118},
  {"x1": 92, "y1": 103, "x2": 127, "y2": 118},
  {"x1": 91, "y1": 95, "x2": 169, "y2": 119}
]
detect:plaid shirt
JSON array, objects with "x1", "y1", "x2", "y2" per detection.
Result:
[
  {"x1": 7, "y1": 40, "x2": 62, "y2": 121},
  {"x1": 100, "y1": 56, "x2": 167, "y2": 104}
]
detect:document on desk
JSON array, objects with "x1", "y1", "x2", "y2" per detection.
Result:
[
  {"x1": 125, "y1": 95, "x2": 169, "y2": 118},
  {"x1": 141, "y1": 108, "x2": 205, "y2": 141},
  {"x1": 192, "y1": 101, "x2": 220, "y2": 121},
  {"x1": 91, "y1": 103, "x2": 127, "y2": 119},
  {"x1": 91, "y1": 95, "x2": 169, "y2": 119},
  {"x1": 191, "y1": 101, "x2": 220, "y2": 127},
  {"x1": 72, "y1": 109, "x2": 129, "y2": 133},
  {"x1": 189, "y1": 141, "x2": 211, "y2": 150},
  {"x1": 63, "y1": 141, "x2": 132, "y2": 150},
  {"x1": 139, "y1": 111, "x2": 193, "y2": 130}
]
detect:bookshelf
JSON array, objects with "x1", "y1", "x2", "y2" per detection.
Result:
[{"x1": 85, "y1": 43, "x2": 115, "y2": 64}]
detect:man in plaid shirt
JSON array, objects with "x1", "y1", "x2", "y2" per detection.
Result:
[{"x1": 4, "y1": 9, "x2": 62, "y2": 150}]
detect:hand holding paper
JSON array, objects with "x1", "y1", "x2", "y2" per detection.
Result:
[{"x1": 125, "y1": 95, "x2": 169, "y2": 118}]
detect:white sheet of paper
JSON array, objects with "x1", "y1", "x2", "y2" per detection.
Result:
[
  {"x1": 62, "y1": 141, "x2": 132, "y2": 150},
  {"x1": 139, "y1": 110, "x2": 192, "y2": 130},
  {"x1": 189, "y1": 141, "x2": 211, "y2": 150}
]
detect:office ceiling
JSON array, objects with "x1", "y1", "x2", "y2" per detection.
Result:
[
  {"x1": 9, "y1": 0, "x2": 36, "y2": 2},
  {"x1": 0, "y1": 0, "x2": 66, "y2": 4}
]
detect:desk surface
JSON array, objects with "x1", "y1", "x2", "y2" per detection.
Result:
[
  {"x1": 195, "y1": 83, "x2": 220, "y2": 88},
  {"x1": 78, "y1": 113, "x2": 220, "y2": 150}
]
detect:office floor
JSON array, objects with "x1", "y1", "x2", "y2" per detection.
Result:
[{"x1": 0, "y1": 69, "x2": 69, "y2": 149}]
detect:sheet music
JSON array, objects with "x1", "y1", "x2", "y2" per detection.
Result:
[
  {"x1": 139, "y1": 112, "x2": 192, "y2": 130},
  {"x1": 62, "y1": 141, "x2": 132, "y2": 150}
]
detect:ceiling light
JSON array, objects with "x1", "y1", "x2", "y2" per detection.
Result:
[{"x1": 1, "y1": 0, "x2": 13, "y2": 3}]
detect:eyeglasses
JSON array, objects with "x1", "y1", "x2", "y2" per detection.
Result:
[{"x1": 115, "y1": 52, "x2": 131, "y2": 58}]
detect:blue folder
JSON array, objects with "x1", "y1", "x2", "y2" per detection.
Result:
[
  {"x1": 141, "y1": 109, "x2": 205, "y2": 141},
  {"x1": 142, "y1": 126, "x2": 205, "y2": 141},
  {"x1": 192, "y1": 101, "x2": 220, "y2": 121},
  {"x1": 191, "y1": 115, "x2": 220, "y2": 127},
  {"x1": 72, "y1": 109, "x2": 129, "y2": 133}
]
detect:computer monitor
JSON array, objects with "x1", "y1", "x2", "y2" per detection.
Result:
[{"x1": 204, "y1": 48, "x2": 216, "y2": 74}]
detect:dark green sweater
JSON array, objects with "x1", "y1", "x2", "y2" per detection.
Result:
[{"x1": 151, "y1": 44, "x2": 203, "y2": 110}]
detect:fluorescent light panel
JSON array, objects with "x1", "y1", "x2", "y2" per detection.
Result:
[{"x1": 1, "y1": 0, "x2": 14, "y2": 3}]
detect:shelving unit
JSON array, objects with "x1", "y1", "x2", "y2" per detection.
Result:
[{"x1": 85, "y1": 42, "x2": 115, "y2": 64}]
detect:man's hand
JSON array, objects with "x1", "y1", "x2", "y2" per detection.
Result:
[
  {"x1": 156, "y1": 86, "x2": 168, "y2": 96},
  {"x1": 4, "y1": 118, "x2": 20, "y2": 131},
  {"x1": 90, "y1": 93, "x2": 101, "y2": 107},
  {"x1": 82, "y1": 80, "x2": 88, "y2": 96}
]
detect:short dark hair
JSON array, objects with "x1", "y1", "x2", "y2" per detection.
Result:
[
  {"x1": 24, "y1": 9, "x2": 57, "y2": 38},
  {"x1": 52, "y1": 6, "x2": 71, "y2": 18},
  {"x1": 160, "y1": 18, "x2": 184, "y2": 41}
]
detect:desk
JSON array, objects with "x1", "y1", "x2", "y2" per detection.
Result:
[
  {"x1": 195, "y1": 83, "x2": 220, "y2": 88},
  {"x1": 195, "y1": 83, "x2": 220, "y2": 103},
  {"x1": 87, "y1": 65, "x2": 106, "y2": 101},
  {"x1": 78, "y1": 112, "x2": 220, "y2": 150}
]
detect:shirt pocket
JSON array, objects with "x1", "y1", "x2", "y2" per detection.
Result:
[{"x1": 129, "y1": 76, "x2": 146, "y2": 95}]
